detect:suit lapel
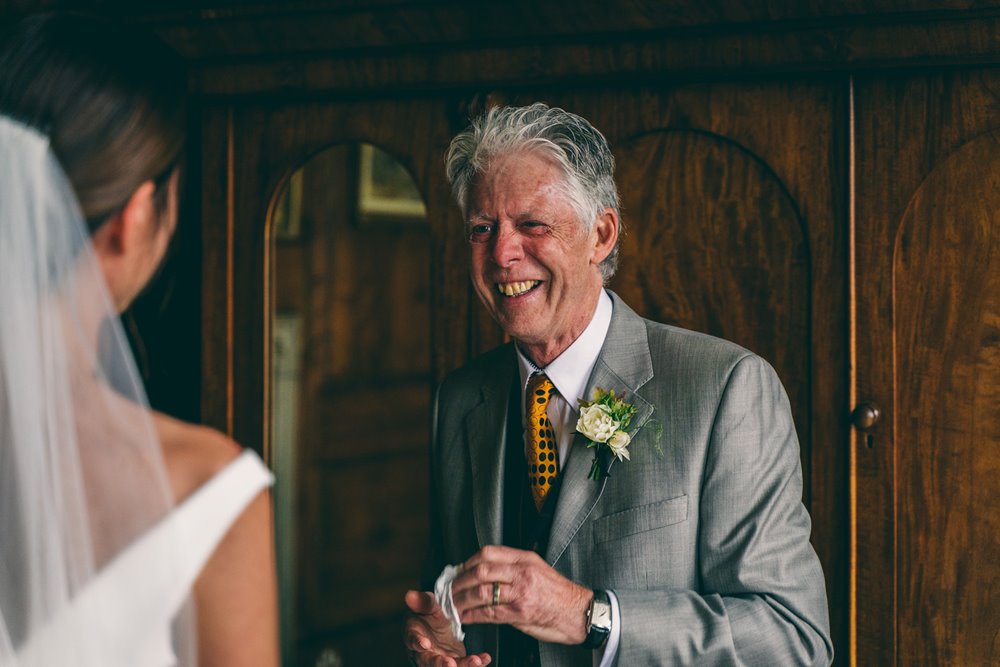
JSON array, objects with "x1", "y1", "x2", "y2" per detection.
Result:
[
  {"x1": 464, "y1": 347, "x2": 516, "y2": 549},
  {"x1": 545, "y1": 292, "x2": 655, "y2": 566}
]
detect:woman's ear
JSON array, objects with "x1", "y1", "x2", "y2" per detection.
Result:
[
  {"x1": 90, "y1": 180, "x2": 157, "y2": 310},
  {"x1": 90, "y1": 180, "x2": 157, "y2": 259},
  {"x1": 91, "y1": 180, "x2": 157, "y2": 258}
]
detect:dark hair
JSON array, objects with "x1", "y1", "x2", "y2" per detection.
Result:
[{"x1": 0, "y1": 13, "x2": 187, "y2": 233}]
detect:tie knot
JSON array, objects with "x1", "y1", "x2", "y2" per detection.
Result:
[{"x1": 527, "y1": 373, "x2": 554, "y2": 401}]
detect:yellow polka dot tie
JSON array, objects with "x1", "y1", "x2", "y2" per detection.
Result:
[{"x1": 526, "y1": 373, "x2": 557, "y2": 511}]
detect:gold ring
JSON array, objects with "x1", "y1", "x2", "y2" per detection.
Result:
[{"x1": 492, "y1": 581, "x2": 501, "y2": 606}]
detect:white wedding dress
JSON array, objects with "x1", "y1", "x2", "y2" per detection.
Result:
[{"x1": 13, "y1": 451, "x2": 273, "y2": 667}]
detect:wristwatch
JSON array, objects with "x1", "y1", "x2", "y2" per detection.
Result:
[{"x1": 583, "y1": 589, "x2": 612, "y2": 649}]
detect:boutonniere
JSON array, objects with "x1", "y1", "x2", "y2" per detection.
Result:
[{"x1": 576, "y1": 387, "x2": 640, "y2": 480}]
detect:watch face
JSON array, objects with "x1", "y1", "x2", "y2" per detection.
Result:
[
  {"x1": 592, "y1": 600, "x2": 612, "y2": 629},
  {"x1": 584, "y1": 593, "x2": 613, "y2": 648}
]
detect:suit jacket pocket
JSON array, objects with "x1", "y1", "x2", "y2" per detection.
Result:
[{"x1": 592, "y1": 494, "x2": 689, "y2": 544}]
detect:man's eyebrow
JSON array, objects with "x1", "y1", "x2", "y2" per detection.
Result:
[
  {"x1": 467, "y1": 213, "x2": 497, "y2": 224},
  {"x1": 466, "y1": 210, "x2": 545, "y2": 225}
]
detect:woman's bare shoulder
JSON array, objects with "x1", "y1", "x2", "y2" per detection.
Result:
[{"x1": 153, "y1": 411, "x2": 244, "y2": 504}]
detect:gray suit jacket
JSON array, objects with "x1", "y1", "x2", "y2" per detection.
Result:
[{"x1": 426, "y1": 292, "x2": 833, "y2": 666}]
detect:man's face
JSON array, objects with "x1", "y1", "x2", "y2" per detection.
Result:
[{"x1": 466, "y1": 151, "x2": 615, "y2": 361}]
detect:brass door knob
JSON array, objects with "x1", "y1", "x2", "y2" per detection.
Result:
[{"x1": 851, "y1": 403, "x2": 880, "y2": 431}]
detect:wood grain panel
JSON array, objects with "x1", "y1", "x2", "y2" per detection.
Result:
[
  {"x1": 612, "y1": 129, "x2": 810, "y2": 448},
  {"x1": 9, "y1": 0, "x2": 1000, "y2": 46},
  {"x1": 314, "y1": 382, "x2": 430, "y2": 461},
  {"x1": 855, "y1": 69, "x2": 1000, "y2": 667},
  {"x1": 298, "y1": 454, "x2": 427, "y2": 666},
  {"x1": 201, "y1": 107, "x2": 235, "y2": 435},
  {"x1": 180, "y1": 16, "x2": 1000, "y2": 98},
  {"x1": 142, "y1": 1, "x2": 1000, "y2": 61},
  {"x1": 893, "y1": 132, "x2": 1000, "y2": 666}
]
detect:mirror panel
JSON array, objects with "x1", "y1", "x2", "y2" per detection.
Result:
[{"x1": 271, "y1": 143, "x2": 430, "y2": 666}]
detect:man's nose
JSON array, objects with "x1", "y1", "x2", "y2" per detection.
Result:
[{"x1": 490, "y1": 225, "x2": 524, "y2": 266}]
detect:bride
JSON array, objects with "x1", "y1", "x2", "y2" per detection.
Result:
[{"x1": 0, "y1": 13, "x2": 278, "y2": 666}]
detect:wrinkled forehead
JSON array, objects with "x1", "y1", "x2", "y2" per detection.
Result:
[{"x1": 467, "y1": 150, "x2": 576, "y2": 216}]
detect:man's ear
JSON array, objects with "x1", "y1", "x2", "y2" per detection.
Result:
[
  {"x1": 590, "y1": 207, "x2": 619, "y2": 265},
  {"x1": 90, "y1": 180, "x2": 157, "y2": 259}
]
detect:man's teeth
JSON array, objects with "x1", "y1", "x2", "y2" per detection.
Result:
[{"x1": 497, "y1": 280, "x2": 540, "y2": 296}]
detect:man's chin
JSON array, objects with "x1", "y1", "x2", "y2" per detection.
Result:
[{"x1": 495, "y1": 316, "x2": 544, "y2": 346}]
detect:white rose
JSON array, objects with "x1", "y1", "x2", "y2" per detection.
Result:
[
  {"x1": 607, "y1": 430, "x2": 631, "y2": 461},
  {"x1": 577, "y1": 404, "x2": 620, "y2": 443}
]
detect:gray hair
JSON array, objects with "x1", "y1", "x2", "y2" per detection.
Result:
[{"x1": 445, "y1": 103, "x2": 622, "y2": 281}]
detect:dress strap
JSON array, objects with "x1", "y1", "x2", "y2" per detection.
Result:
[{"x1": 171, "y1": 450, "x2": 275, "y2": 587}]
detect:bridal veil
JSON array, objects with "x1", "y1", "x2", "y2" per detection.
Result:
[{"x1": 0, "y1": 116, "x2": 196, "y2": 663}]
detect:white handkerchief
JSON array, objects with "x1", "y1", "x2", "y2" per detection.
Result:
[{"x1": 433, "y1": 563, "x2": 465, "y2": 642}]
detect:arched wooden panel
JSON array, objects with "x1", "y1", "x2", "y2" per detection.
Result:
[
  {"x1": 611, "y1": 129, "x2": 812, "y2": 472},
  {"x1": 269, "y1": 143, "x2": 434, "y2": 666},
  {"x1": 203, "y1": 100, "x2": 462, "y2": 666},
  {"x1": 893, "y1": 131, "x2": 1000, "y2": 666}
]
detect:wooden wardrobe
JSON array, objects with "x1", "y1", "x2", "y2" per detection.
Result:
[{"x1": 4, "y1": 1, "x2": 994, "y2": 664}]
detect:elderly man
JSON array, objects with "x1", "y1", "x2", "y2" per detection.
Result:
[{"x1": 405, "y1": 103, "x2": 832, "y2": 666}]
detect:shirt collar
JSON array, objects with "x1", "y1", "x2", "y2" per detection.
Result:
[{"x1": 515, "y1": 289, "x2": 613, "y2": 410}]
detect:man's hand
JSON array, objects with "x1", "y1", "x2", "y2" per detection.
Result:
[
  {"x1": 404, "y1": 590, "x2": 492, "y2": 667},
  {"x1": 451, "y1": 545, "x2": 593, "y2": 645}
]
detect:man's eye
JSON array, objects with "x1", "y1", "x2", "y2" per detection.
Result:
[
  {"x1": 468, "y1": 223, "x2": 494, "y2": 243},
  {"x1": 519, "y1": 221, "x2": 547, "y2": 234}
]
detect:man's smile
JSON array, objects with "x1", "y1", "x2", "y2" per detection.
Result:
[{"x1": 496, "y1": 280, "x2": 542, "y2": 297}]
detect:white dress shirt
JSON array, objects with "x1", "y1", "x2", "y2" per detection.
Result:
[{"x1": 514, "y1": 289, "x2": 621, "y2": 667}]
